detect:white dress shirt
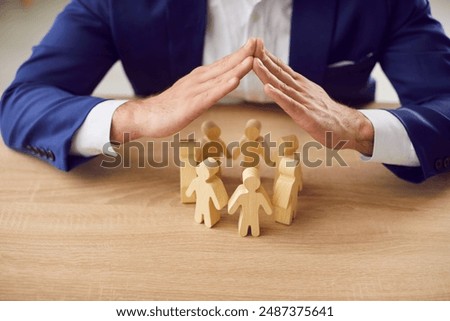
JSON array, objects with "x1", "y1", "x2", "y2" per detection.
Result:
[{"x1": 70, "y1": 0, "x2": 420, "y2": 167}]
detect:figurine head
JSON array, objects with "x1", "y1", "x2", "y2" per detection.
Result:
[
  {"x1": 278, "y1": 135, "x2": 299, "y2": 157},
  {"x1": 196, "y1": 157, "x2": 220, "y2": 180},
  {"x1": 244, "y1": 119, "x2": 261, "y2": 141},
  {"x1": 242, "y1": 167, "x2": 261, "y2": 192},
  {"x1": 201, "y1": 120, "x2": 221, "y2": 140}
]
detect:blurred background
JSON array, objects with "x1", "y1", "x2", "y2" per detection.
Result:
[{"x1": 0, "y1": 0, "x2": 448, "y2": 103}]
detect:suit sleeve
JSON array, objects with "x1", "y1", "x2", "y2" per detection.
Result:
[
  {"x1": 0, "y1": 0, "x2": 118, "y2": 170},
  {"x1": 380, "y1": 0, "x2": 450, "y2": 183}
]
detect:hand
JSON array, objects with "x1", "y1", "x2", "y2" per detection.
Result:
[
  {"x1": 252, "y1": 39, "x2": 374, "y2": 156},
  {"x1": 110, "y1": 38, "x2": 257, "y2": 143}
]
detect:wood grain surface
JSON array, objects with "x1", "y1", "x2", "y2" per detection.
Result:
[{"x1": 1, "y1": 104, "x2": 449, "y2": 300}]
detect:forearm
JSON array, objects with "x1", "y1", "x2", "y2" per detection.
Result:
[
  {"x1": 340, "y1": 105, "x2": 375, "y2": 156},
  {"x1": 0, "y1": 84, "x2": 105, "y2": 170}
]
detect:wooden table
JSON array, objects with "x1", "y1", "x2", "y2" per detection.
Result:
[{"x1": 1, "y1": 103, "x2": 449, "y2": 300}]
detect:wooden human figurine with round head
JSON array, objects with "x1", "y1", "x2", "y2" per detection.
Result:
[
  {"x1": 179, "y1": 139, "x2": 201, "y2": 204},
  {"x1": 273, "y1": 157, "x2": 302, "y2": 225},
  {"x1": 234, "y1": 119, "x2": 265, "y2": 167},
  {"x1": 201, "y1": 120, "x2": 231, "y2": 160},
  {"x1": 185, "y1": 158, "x2": 229, "y2": 228},
  {"x1": 228, "y1": 167, "x2": 273, "y2": 236},
  {"x1": 274, "y1": 134, "x2": 303, "y2": 194}
]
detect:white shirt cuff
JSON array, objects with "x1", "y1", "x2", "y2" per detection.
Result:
[
  {"x1": 70, "y1": 100, "x2": 128, "y2": 157},
  {"x1": 358, "y1": 109, "x2": 420, "y2": 167}
]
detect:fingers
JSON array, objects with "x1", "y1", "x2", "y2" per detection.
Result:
[
  {"x1": 254, "y1": 56, "x2": 301, "y2": 92},
  {"x1": 265, "y1": 49, "x2": 307, "y2": 82},
  {"x1": 254, "y1": 38, "x2": 265, "y2": 60},
  {"x1": 255, "y1": 40, "x2": 306, "y2": 82},
  {"x1": 254, "y1": 51, "x2": 304, "y2": 91},
  {"x1": 198, "y1": 38, "x2": 257, "y2": 82},
  {"x1": 229, "y1": 56, "x2": 255, "y2": 80},
  {"x1": 191, "y1": 57, "x2": 252, "y2": 109},
  {"x1": 253, "y1": 57, "x2": 308, "y2": 106},
  {"x1": 264, "y1": 84, "x2": 307, "y2": 123},
  {"x1": 193, "y1": 56, "x2": 253, "y2": 97},
  {"x1": 254, "y1": 40, "x2": 312, "y2": 89},
  {"x1": 194, "y1": 51, "x2": 257, "y2": 106},
  {"x1": 194, "y1": 77, "x2": 240, "y2": 109}
]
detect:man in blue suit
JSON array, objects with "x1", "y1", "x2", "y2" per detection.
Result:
[{"x1": 1, "y1": 0, "x2": 449, "y2": 183}]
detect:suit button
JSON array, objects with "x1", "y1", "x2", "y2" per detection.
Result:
[
  {"x1": 30, "y1": 146, "x2": 39, "y2": 154},
  {"x1": 435, "y1": 159, "x2": 443, "y2": 170},
  {"x1": 444, "y1": 157, "x2": 450, "y2": 169},
  {"x1": 37, "y1": 148, "x2": 46, "y2": 157},
  {"x1": 46, "y1": 150, "x2": 55, "y2": 161},
  {"x1": 26, "y1": 145, "x2": 33, "y2": 151}
]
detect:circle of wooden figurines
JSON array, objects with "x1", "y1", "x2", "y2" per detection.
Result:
[{"x1": 180, "y1": 119, "x2": 303, "y2": 237}]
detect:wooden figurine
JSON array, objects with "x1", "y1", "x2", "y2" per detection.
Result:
[
  {"x1": 233, "y1": 119, "x2": 265, "y2": 167},
  {"x1": 272, "y1": 157, "x2": 302, "y2": 225},
  {"x1": 180, "y1": 139, "x2": 201, "y2": 204},
  {"x1": 278, "y1": 134, "x2": 299, "y2": 158},
  {"x1": 186, "y1": 158, "x2": 229, "y2": 228},
  {"x1": 200, "y1": 120, "x2": 231, "y2": 159},
  {"x1": 228, "y1": 167, "x2": 273, "y2": 236},
  {"x1": 274, "y1": 135, "x2": 303, "y2": 194}
]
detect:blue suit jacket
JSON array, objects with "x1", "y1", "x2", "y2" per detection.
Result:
[{"x1": 1, "y1": 0, "x2": 449, "y2": 183}]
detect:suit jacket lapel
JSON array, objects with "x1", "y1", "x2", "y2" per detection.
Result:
[
  {"x1": 290, "y1": 0, "x2": 337, "y2": 85},
  {"x1": 166, "y1": 0, "x2": 207, "y2": 83}
]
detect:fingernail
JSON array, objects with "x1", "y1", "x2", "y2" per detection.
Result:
[
  {"x1": 257, "y1": 58, "x2": 263, "y2": 66},
  {"x1": 244, "y1": 39, "x2": 251, "y2": 48}
]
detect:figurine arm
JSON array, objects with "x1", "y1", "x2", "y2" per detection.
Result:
[
  {"x1": 259, "y1": 194, "x2": 273, "y2": 215},
  {"x1": 228, "y1": 185, "x2": 245, "y2": 214},
  {"x1": 185, "y1": 179, "x2": 197, "y2": 197}
]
